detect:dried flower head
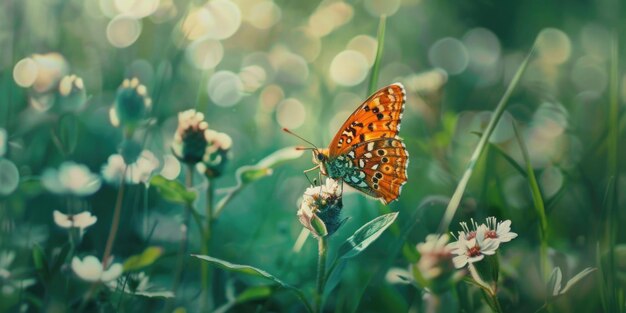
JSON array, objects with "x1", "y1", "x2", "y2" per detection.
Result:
[{"x1": 297, "y1": 178, "x2": 344, "y2": 238}]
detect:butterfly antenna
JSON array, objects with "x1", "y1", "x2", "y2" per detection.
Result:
[{"x1": 282, "y1": 128, "x2": 319, "y2": 151}]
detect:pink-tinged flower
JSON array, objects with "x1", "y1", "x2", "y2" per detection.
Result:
[
  {"x1": 297, "y1": 179, "x2": 343, "y2": 238},
  {"x1": 416, "y1": 234, "x2": 455, "y2": 280},
  {"x1": 480, "y1": 216, "x2": 518, "y2": 244},
  {"x1": 71, "y1": 255, "x2": 123, "y2": 283},
  {"x1": 448, "y1": 230, "x2": 499, "y2": 269}
]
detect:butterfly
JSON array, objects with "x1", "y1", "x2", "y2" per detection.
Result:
[{"x1": 286, "y1": 83, "x2": 409, "y2": 204}]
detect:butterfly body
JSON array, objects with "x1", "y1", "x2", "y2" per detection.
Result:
[{"x1": 313, "y1": 83, "x2": 409, "y2": 204}]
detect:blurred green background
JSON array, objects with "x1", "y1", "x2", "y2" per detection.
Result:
[{"x1": 0, "y1": 0, "x2": 624, "y2": 312}]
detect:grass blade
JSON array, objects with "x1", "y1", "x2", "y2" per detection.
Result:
[
  {"x1": 438, "y1": 43, "x2": 536, "y2": 232},
  {"x1": 512, "y1": 122, "x2": 549, "y2": 280},
  {"x1": 367, "y1": 15, "x2": 386, "y2": 95}
]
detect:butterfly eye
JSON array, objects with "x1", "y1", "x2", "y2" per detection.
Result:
[{"x1": 317, "y1": 153, "x2": 325, "y2": 161}]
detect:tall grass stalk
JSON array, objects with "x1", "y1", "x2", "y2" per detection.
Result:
[
  {"x1": 367, "y1": 15, "x2": 386, "y2": 95},
  {"x1": 602, "y1": 30, "x2": 620, "y2": 313},
  {"x1": 512, "y1": 122, "x2": 549, "y2": 280},
  {"x1": 438, "y1": 43, "x2": 536, "y2": 232},
  {"x1": 200, "y1": 180, "x2": 214, "y2": 311}
]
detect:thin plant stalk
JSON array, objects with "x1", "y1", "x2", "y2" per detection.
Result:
[
  {"x1": 512, "y1": 122, "x2": 549, "y2": 280},
  {"x1": 102, "y1": 166, "x2": 128, "y2": 268},
  {"x1": 315, "y1": 237, "x2": 328, "y2": 313},
  {"x1": 167, "y1": 165, "x2": 194, "y2": 310},
  {"x1": 367, "y1": 15, "x2": 387, "y2": 95},
  {"x1": 200, "y1": 179, "x2": 214, "y2": 312}
]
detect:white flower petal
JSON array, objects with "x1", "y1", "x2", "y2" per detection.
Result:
[
  {"x1": 73, "y1": 211, "x2": 97, "y2": 229},
  {"x1": 53, "y1": 210, "x2": 72, "y2": 228},
  {"x1": 452, "y1": 255, "x2": 468, "y2": 268},
  {"x1": 72, "y1": 256, "x2": 103, "y2": 282},
  {"x1": 101, "y1": 263, "x2": 123, "y2": 282}
]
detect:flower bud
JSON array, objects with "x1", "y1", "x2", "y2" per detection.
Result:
[
  {"x1": 58, "y1": 74, "x2": 87, "y2": 112},
  {"x1": 201, "y1": 130, "x2": 233, "y2": 178},
  {"x1": 172, "y1": 109, "x2": 211, "y2": 164},
  {"x1": 111, "y1": 78, "x2": 151, "y2": 129}
]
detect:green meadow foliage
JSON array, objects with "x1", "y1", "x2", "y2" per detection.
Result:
[{"x1": 0, "y1": 0, "x2": 623, "y2": 312}]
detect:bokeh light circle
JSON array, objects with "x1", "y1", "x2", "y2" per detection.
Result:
[
  {"x1": 347, "y1": 35, "x2": 378, "y2": 66},
  {"x1": 182, "y1": 0, "x2": 242, "y2": 40},
  {"x1": 13, "y1": 58, "x2": 39, "y2": 88},
  {"x1": 330, "y1": 50, "x2": 369, "y2": 86},
  {"x1": 364, "y1": 0, "x2": 401, "y2": 17},
  {"x1": 248, "y1": 1, "x2": 281, "y2": 30},
  {"x1": 463, "y1": 27, "x2": 501, "y2": 67},
  {"x1": 207, "y1": 71, "x2": 244, "y2": 107},
  {"x1": 186, "y1": 37, "x2": 224, "y2": 69},
  {"x1": 536, "y1": 28, "x2": 571, "y2": 65},
  {"x1": 276, "y1": 98, "x2": 306, "y2": 129},
  {"x1": 428, "y1": 38, "x2": 469, "y2": 75},
  {"x1": 107, "y1": 15, "x2": 142, "y2": 48},
  {"x1": 0, "y1": 158, "x2": 19, "y2": 196},
  {"x1": 114, "y1": 0, "x2": 160, "y2": 18}
]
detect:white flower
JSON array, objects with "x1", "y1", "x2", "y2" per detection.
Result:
[
  {"x1": 42, "y1": 162, "x2": 101, "y2": 196},
  {"x1": 456, "y1": 218, "x2": 481, "y2": 241},
  {"x1": 416, "y1": 234, "x2": 454, "y2": 280},
  {"x1": 297, "y1": 178, "x2": 343, "y2": 238},
  {"x1": 53, "y1": 210, "x2": 97, "y2": 235},
  {"x1": 71, "y1": 255, "x2": 123, "y2": 283},
  {"x1": 448, "y1": 229, "x2": 499, "y2": 269},
  {"x1": 101, "y1": 150, "x2": 159, "y2": 185},
  {"x1": 480, "y1": 216, "x2": 518, "y2": 244}
]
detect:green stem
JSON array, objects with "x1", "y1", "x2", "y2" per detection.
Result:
[
  {"x1": 200, "y1": 179, "x2": 214, "y2": 312},
  {"x1": 315, "y1": 237, "x2": 328, "y2": 313},
  {"x1": 167, "y1": 165, "x2": 194, "y2": 310},
  {"x1": 367, "y1": 15, "x2": 386, "y2": 95},
  {"x1": 102, "y1": 166, "x2": 128, "y2": 268}
]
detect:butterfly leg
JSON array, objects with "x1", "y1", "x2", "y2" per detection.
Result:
[{"x1": 302, "y1": 165, "x2": 320, "y2": 186}]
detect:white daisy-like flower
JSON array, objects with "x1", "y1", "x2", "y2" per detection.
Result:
[
  {"x1": 53, "y1": 210, "x2": 97, "y2": 235},
  {"x1": 416, "y1": 234, "x2": 454, "y2": 280},
  {"x1": 456, "y1": 218, "x2": 481, "y2": 241},
  {"x1": 101, "y1": 150, "x2": 159, "y2": 185},
  {"x1": 297, "y1": 178, "x2": 343, "y2": 238},
  {"x1": 71, "y1": 255, "x2": 123, "y2": 283},
  {"x1": 480, "y1": 216, "x2": 518, "y2": 244},
  {"x1": 41, "y1": 162, "x2": 101, "y2": 196},
  {"x1": 448, "y1": 229, "x2": 499, "y2": 269}
]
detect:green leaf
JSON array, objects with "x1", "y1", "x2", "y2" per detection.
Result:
[
  {"x1": 123, "y1": 246, "x2": 163, "y2": 272},
  {"x1": 338, "y1": 212, "x2": 398, "y2": 260},
  {"x1": 548, "y1": 267, "x2": 563, "y2": 297},
  {"x1": 235, "y1": 285, "x2": 273, "y2": 303},
  {"x1": 150, "y1": 175, "x2": 196, "y2": 205},
  {"x1": 236, "y1": 165, "x2": 273, "y2": 185},
  {"x1": 192, "y1": 255, "x2": 313, "y2": 313},
  {"x1": 134, "y1": 290, "x2": 175, "y2": 298},
  {"x1": 236, "y1": 147, "x2": 304, "y2": 185},
  {"x1": 559, "y1": 267, "x2": 596, "y2": 295},
  {"x1": 438, "y1": 42, "x2": 536, "y2": 231},
  {"x1": 255, "y1": 146, "x2": 304, "y2": 169},
  {"x1": 19, "y1": 177, "x2": 43, "y2": 196},
  {"x1": 32, "y1": 245, "x2": 49, "y2": 281}
]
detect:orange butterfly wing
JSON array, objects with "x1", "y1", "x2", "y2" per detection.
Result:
[
  {"x1": 328, "y1": 83, "x2": 406, "y2": 157},
  {"x1": 343, "y1": 138, "x2": 409, "y2": 204}
]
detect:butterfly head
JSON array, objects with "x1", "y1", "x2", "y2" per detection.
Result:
[{"x1": 312, "y1": 148, "x2": 330, "y2": 175}]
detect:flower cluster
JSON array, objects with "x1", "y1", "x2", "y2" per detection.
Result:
[
  {"x1": 172, "y1": 109, "x2": 232, "y2": 177},
  {"x1": 448, "y1": 217, "x2": 517, "y2": 269},
  {"x1": 297, "y1": 178, "x2": 344, "y2": 238}
]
